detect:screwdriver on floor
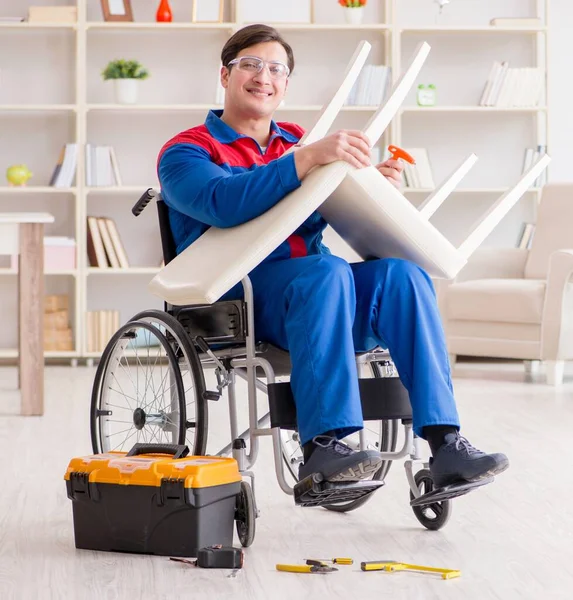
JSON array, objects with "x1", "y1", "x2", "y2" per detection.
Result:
[{"x1": 305, "y1": 558, "x2": 353, "y2": 566}]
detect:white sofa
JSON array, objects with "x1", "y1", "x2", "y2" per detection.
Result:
[{"x1": 439, "y1": 183, "x2": 573, "y2": 385}]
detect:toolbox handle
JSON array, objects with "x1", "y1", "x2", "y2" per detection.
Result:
[{"x1": 126, "y1": 443, "x2": 190, "y2": 459}]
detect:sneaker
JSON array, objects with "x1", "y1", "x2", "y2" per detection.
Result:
[
  {"x1": 298, "y1": 435, "x2": 383, "y2": 483},
  {"x1": 429, "y1": 433, "x2": 509, "y2": 488}
]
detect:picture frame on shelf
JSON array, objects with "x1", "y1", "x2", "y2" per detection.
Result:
[
  {"x1": 192, "y1": 0, "x2": 224, "y2": 23},
  {"x1": 236, "y1": 0, "x2": 314, "y2": 24},
  {"x1": 101, "y1": 0, "x2": 133, "y2": 22}
]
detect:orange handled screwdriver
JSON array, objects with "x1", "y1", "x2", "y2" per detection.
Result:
[{"x1": 387, "y1": 145, "x2": 416, "y2": 165}]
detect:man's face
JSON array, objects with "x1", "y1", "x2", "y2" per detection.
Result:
[{"x1": 221, "y1": 41, "x2": 290, "y2": 118}]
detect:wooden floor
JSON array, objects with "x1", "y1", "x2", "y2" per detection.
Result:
[{"x1": 1, "y1": 359, "x2": 572, "y2": 600}]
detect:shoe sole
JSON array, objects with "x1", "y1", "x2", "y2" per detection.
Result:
[
  {"x1": 326, "y1": 457, "x2": 384, "y2": 482},
  {"x1": 468, "y1": 459, "x2": 509, "y2": 482},
  {"x1": 433, "y1": 458, "x2": 510, "y2": 488}
]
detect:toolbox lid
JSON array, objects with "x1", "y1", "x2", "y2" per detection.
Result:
[{"x1": 64, "y1": 452, "x2": 242, "y2": 489}]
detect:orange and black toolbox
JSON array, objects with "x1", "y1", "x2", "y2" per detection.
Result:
[{"x1": 64, "y1": 443, "x2": 242, "y2": 557}]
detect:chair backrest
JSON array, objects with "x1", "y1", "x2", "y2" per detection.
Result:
[
  {"x1": 525, "y1": 183, "x2": 573, "y2": 279},
  {"x1": 156, "y1": 197, "x2": 177, "y2": 266}
]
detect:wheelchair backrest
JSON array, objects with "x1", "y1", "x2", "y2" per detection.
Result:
[{"x1": 157, "y1": 198, "x2": 177, "y2": 265}]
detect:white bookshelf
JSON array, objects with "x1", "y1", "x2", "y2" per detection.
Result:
[{"x1": 0, "y1": 0, "x2": 549, "y2": 361}]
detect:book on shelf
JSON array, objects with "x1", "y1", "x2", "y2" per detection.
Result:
[
  {"x1": 28, "y1": 6, "x2": 77, "y2": 23},
  {"x1": 87, "y1": 216, "x2": 130, "y2": 268},
  {"x1": 383, "y1": 147, "x2": 434, "y2": 189},
  {"x1": 518, "y1": 222, "x2": 536, "y2": 249},
  {"x1": 86, "y1": 310, "x2": 120, "y2": 353},
  {"x1": 479, "y1": 61, "x2": 544, "y2": 108},
  {"x1": 345, "y1": 65, "x2": 392, "y2": 106},
  {"x1": 522, "y1": 145, "x2": 548, "y2": 187},
  {"x1": 49, "y1": 143, "x2": 78, "y2": 188},
  {"x1": 85, "y1": 143, "x2": 122, "y2": 186},
  {"x1": 490, "y1": 17, "x2": 542, "y2": 27}
]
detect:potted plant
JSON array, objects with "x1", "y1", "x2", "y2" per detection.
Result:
[
  {"x1": 102, "y1": 59, "x2": 150, "y2": 105},
  {"x1": 339, "y1": 0, "x2": 367, "y2": 25}
]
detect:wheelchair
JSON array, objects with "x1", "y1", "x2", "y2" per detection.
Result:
[{"x1": 89, "y1": 188, "x2": 483, "y2": 548}]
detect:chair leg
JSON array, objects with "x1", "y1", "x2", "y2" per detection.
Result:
[
  {"x1": 524, "y1": 360, "x2": 541, "y2": 375},
  {"x1": 545, "y1": 360, "x2": 565, "y2": 386}
]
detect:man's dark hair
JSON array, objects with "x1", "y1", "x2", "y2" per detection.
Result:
[{"x1": 221, "y1": 24, "x2": 295, "y2": 74}]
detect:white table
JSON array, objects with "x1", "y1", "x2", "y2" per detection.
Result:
[{"x1": 0, "y1": 213, "x2": 55, "y2": 415}]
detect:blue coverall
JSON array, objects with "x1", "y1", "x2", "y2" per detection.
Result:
[{"x1": 157, "y1": 110, "x2": 460, "y2": 446}]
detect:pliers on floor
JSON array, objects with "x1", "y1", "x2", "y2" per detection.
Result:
[{"x1": 276, "y1": 562, "x2": 337, "y2": 574}]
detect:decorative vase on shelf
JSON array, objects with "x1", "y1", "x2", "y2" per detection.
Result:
[
  {"x1": 156, "y1": 0, "x2": 173, "y2": 22},
  {"x1": 339, "y1": 0, "x2": 366, "y2": 25},
  {"x1": 115, "y1": 79, "x2": 139, "y2": 104}
]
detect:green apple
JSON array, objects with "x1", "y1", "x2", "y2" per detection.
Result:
[{"x1": 6, "y1": 164, "x2": 33, "y2": 186}]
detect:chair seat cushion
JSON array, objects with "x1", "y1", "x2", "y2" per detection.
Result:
[{"x1": 447, "y1": 278, "x2": 546, "y2": 324}]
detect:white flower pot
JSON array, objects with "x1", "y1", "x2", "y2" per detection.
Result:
[
  {"x1": 343, "y1": 7, "x2": 364, "y2": 25},
  {"x1": 114, "y1": 78, "x2": 139, "y2": 104}
]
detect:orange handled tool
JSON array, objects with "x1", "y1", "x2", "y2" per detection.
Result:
[{"x1": 387, "y1": 145, "x2": 416, "y2": 165}]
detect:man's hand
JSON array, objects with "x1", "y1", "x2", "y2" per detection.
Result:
[
  {"x1": 294, "y1": 129, "x2": 371, "y2": 179},
  {"x1": 375, "y1": 158, "x2": 404, "y2": 189}
]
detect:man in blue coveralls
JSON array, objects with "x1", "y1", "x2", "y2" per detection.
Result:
[{"x1": 157, "y1": 24, "x2": 509, "y2": 488}]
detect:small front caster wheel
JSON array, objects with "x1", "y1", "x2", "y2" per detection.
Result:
[{"x1": 410, "y1": 469, "x2": 452, "y2": 531}]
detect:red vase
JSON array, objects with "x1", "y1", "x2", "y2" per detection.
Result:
[{"x1": 156, "y1": 0, "x2": 173, "y2": 22}]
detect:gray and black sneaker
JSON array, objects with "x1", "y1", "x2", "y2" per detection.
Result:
[
  {"x1": 429, "y1": 433, "x2": 509, "y2": 488},
  {"x1": 298, "y1": 435, "x2": 383, "y2": 483}
]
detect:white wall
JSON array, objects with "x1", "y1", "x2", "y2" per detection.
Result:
[{"x1": 547, "y1": 1, "x2": 572, "y2": 182}]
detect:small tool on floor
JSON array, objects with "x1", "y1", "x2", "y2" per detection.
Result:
[
  {"x1": 361, "y1": 560, "x2": 460, "y2": 580},
  {"x1": 305, "y1": 558, "x2": 353, "y2": 566},
  {"x1": 276, "y1": 563, "x2": 337, "y2": 574},
  {"x1": 170, "y1": 545, "x2": 244, "y2": 570}
]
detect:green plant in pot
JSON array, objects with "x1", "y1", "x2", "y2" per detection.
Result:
[{"x1": 102, "y1": 59, "x2": 150, "y2": 105}]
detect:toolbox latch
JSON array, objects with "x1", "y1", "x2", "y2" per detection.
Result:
[
  {"x1": 67, "y1": 472, "x2": 90, "y2": 501},
  {"x1": 159, "y1": 478, "x2": 187, "y2": 507}
]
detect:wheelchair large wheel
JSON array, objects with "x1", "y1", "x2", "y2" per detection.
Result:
[
  {"x1": 279, "y1": 359, "x2": 400, "y2": 513},
  {"x1": 90, "y1": 310, "x2": 208, "y2": 455}
]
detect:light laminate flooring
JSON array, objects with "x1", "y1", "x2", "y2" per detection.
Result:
[{"x1": 1, "y1": 360, "x2": 572, "y2": 600}]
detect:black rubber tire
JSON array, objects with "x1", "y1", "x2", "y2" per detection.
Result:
[
  {"x1": 410, "y1": 469, "x2": 452, "y2": 531},
  {"x1": 235, "y1": 481, "x2": 256, "y2": 548},
  {"x1": 90, "y1": 321, "x2": 186, "y2": 454},
  {"x1": 129, "y1": 310, "x2": 209, "y2": 455}
]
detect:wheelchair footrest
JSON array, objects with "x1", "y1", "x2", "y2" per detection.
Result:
[
  {"x1": 294, "y1": 473, "x2": 384, "y2": 508},
  {"x1": 410, "y1": 476, "x2": 494, "y2": 507}
]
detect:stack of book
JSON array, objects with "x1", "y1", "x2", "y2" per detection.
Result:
[
  {"x1": 345, "y1": 65, "x2": 392, "y2": 106},
  {"x1": 479, "y1": 61, "x2": 544, "y2": 107},
  {"x1": 44, "y1": 294, "x2": 73, "y2": 352},
  {"x1": 87, "y1": 216, "x2": 130, "y2": 268},
  {"x1": 518, "y1": 223, "x2": 536, "y2": 249},
  {"x1": 522, "y1": 145, "x2": 548, "y2": 187},
  {"x1": 85, "y1": 144, "x2": 122, "y2": 186},
  {"x1": 49, "y1": 143, "x2": 78, "y2": 188},
  {"x1": 86, "y1": 310, "x2": 120, "y2": 353}
]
